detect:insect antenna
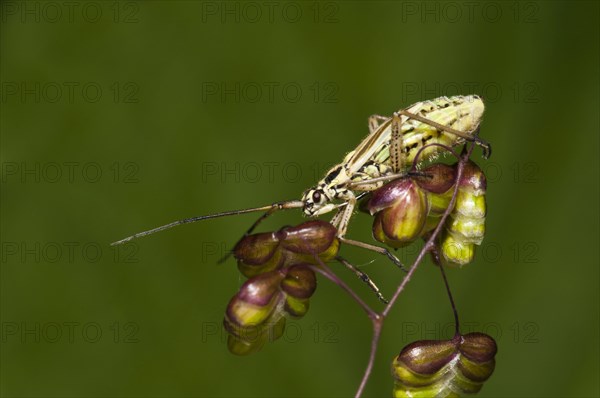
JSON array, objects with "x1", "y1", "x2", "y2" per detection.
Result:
[{"x1": 111, "y1": 200, "x2": 304, "y2": 246}]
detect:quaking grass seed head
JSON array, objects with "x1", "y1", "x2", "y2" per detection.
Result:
[
  {"x1": 417, "y1": 163, "x2": 457, "y2": 235},
  {"x1": 439, "y1": 160, "x2": 487, "y2": 267},
  {"x1": 391, "y1": 332, "x2": 497, "y2": 397},
  {"x1": 363, "y1": 159, "x2": 488, "y2": 269},
  {"x1": 233, "y1": 221, "x2": 339, "y2": 278},
  {"x1": 223, "y1": 265, "x2": 317, "y2": 356},
  {"x1": 368, "y1": 178, "x2": 429, "y2": 249},
  {"x1": 365, "y1": 163, "x2": 459, "y2": 249}
]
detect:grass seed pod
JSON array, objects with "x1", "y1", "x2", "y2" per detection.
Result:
[
  {"x1": 233, "y1": 221, "x2": 339, "y2": 277},
  {"x1": 223, "y1": 265, "x2": 317, "y2": 355},
  {"x1": 416, "y1": 163, "x2": 456, "y2": 235},
  {"x1": 365, "y1": 163, "x2": 458, "y2": 248},
  {"x1": 392, "y1": 332, "x2": 497, "y2": 397},
  {"x1": 440, "y1": 161, "x2": 487, "y2": 267},
  {"x1": 366, "y1": 178, "x2": 429, "y2": 248}
]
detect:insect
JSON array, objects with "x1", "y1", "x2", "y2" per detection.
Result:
[
  {"x1": 302, "y1": 94, "x2": 488, "y2": 237},
  {"x1": 112, "y1": 95, "x2": 490, "y2": 268}
]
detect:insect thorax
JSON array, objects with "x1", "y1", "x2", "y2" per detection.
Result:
[{"x1": 302, "y1": 161, "x2": 392, "y2": 216}]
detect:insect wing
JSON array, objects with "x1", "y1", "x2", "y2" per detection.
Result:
[
  {"x1": 342, "y1": 99, "x2": 433, "y2": 176},
  {"x1": 343, "y1": 119, "x2": 393, "y2": 176}
]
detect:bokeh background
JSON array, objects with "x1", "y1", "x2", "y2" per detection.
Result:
[{"x1": 1, "y1": 1, "x2": 598, "y2": 397}]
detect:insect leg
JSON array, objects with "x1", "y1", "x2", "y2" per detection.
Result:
[
  {"x1": 339, "y1": 237, "x2": 407, "y2": 272},
  {"x1": 368, "y1": 114, "x2": 389, "y2": 134},
  {"x1": 329, "y1": 208, "x2": 345, "y2": 229},
  {"x1": 333, "y1": 194, "x2": 357, "y2": 238},
  {"x1": 336, "y1": 256, "x2": 388, "y2": 303}
]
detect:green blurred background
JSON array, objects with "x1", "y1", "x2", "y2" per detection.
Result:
[{"x1": 1, "y1": 1, "x2": 598, "y2": 397}]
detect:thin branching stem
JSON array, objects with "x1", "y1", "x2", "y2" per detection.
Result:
[
  {"x1": 438, "y1": 262, "x2": 460, "y2": 337},
  {"x1": 354, "y1": 318, "x2": 383, "y2": 398},
  {"x1": 353, "y1": 143, "x2": 475, "y2": 398},
  {"x1": 309, "y1": 263, "x2": 376, "y2": 319}
]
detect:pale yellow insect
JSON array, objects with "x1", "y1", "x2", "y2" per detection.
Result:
[
  {"x1": 112, "y1": 95, "x2": 489, "y2": 268},
  {"x1": 302, "y1": 95, "x2": 488, "y2": 237}
]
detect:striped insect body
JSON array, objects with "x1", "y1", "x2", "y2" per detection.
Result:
[{"x1": 112, "y1": 95, "x2": 489, "y2": 271}]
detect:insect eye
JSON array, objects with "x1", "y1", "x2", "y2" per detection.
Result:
[{"x1": 312, "y1": 191, "x2": 322, "y2": 204}]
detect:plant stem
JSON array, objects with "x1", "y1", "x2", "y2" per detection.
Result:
[
  {"x1": 354, "y1": 143, "x2": 475, "y2": 398},
  {"x1": 309, "y1": 264, "x2": 376, "y2": 319},
  {"x1": 438, "y1": 262, "x2": 460, "y2": 336},
  {"x1": 354, "y1": 316, "x2": 382, "y2": 398}
]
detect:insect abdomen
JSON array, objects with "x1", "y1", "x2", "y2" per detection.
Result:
[{"x1": 373, "y1": 95, "x2": 484, "y2": 167}]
